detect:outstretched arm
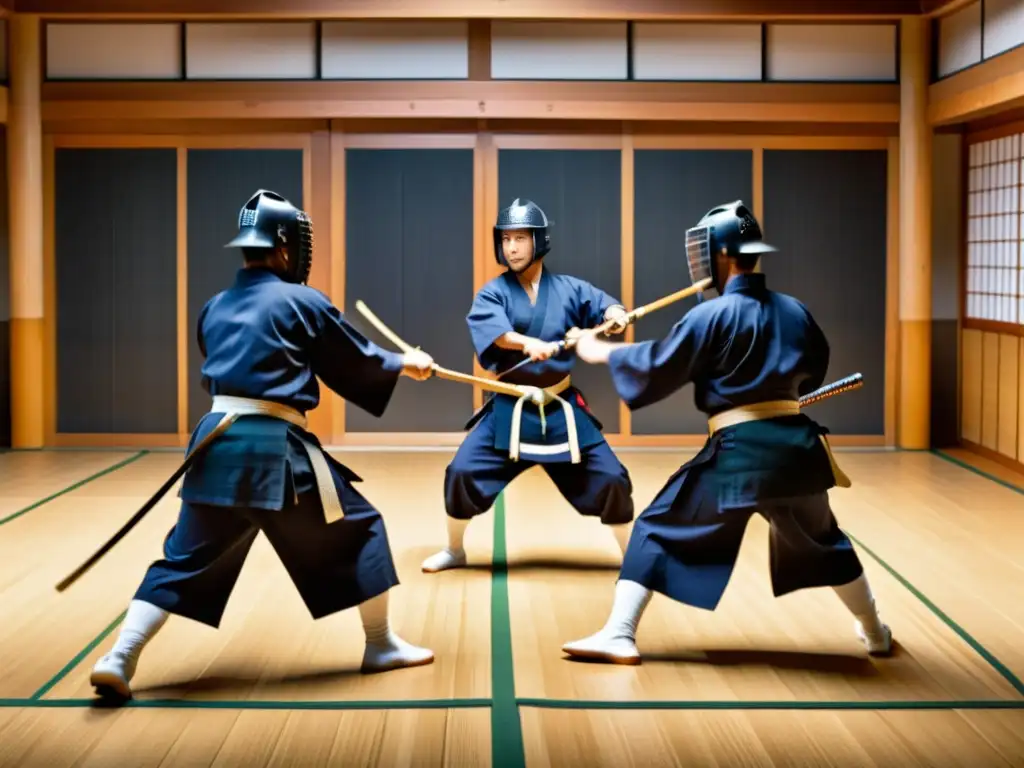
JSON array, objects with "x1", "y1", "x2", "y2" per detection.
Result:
[
  {"x1": 575, "y1": 310, "x2": 712, "y2": 410},
  {"x1": 574, "y1": 279, "x2": 628, "y2": 335},
  {"x1": 310, "y1": 297, "x2": 433, "y2": 418}
]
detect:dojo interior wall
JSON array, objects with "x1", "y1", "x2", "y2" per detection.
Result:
[
  {"x1": 19, "y1": 15, "x2": 915, "y2": 449},
  {"x1": 932, "y1": 0, "x2": 1024, "y2": 472},
  {"x1": 40, "y1": 132, "x2": 896, "y2": 449},
  {"x1": 957, "y1": 122, "x2": 1024, "y2": 472}
]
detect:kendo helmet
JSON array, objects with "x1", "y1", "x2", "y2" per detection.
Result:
[
  {"x1": 224, "y1": 189, "x2": 314, "y2": 285},
  {"x1": 685, "y1": 200, "x2": 776, "y2": 300},
  {"x1": 493, "y1": 198, "x2": 551, "y2": 266}
]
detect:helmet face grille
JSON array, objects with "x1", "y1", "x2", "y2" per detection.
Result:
[
  {"x1": 297, "y1": 211, "x2": 313, "y2": 249},
  {"x1": 685, "y1": 225, "x2": 716, "y2": 294},
  {"x1": 294, "y1": 211, "x2": 314, "y2": 285}
]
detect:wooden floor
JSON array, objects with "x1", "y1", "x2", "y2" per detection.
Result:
[{"x1": 1, "y1": 446, "x2": 1023, "y2": 766}]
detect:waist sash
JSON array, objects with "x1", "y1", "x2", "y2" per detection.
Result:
[
  {"x1": 707, "y1": 400, "x2": 851, "y2": 488},
  {"x1": 508, "y1": 376, "x2": 580, "y2": 464},
  {"x1": 210, "y1": 395, "x2": 346, "y2": 522}
]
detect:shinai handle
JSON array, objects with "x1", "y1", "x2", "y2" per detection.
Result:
[
  {"x1": 798, "y1": 372, "x2": 863, "y2": 406},
  {"x1": 353, "y1": 299, "x2": 530, "y2": 398},
  {"x1": 499, "y1": 277, "x2": 714, "y2": 379},
  {"x1": 577, "y1": 276, "x2": 714, "y2": 341}
]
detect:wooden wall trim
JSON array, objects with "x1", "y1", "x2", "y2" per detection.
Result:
[
  {"x1": 886, "y1": 136, "x2": 900, "y2": 447},
  {"x1": 967, "y1": 117, "x2": 1024, "y2": 144},
  {"x1": 632, "y1": 135, "x2": 891, "y2": 149},
  {"x1": 0, "y1": 86, "x2": 8, "y2": 125},
  {"x1": 475, "y1": 130, "x2": 499, "y2": 409},
  {"x1": 964, "y1": 320, "x2": 1024, "y2": 337},
  {"x1": 329, "y1": 129, "x2": 347, "y2": 441},
  {"x1": 176, "y1": 147, "x2": 188, "y2": 443},
  {"x1": 43, "y1": 80, "x2": 901, "y2": 106},
  {"x1": 40, "y1": 81, "x2": 901, "y2": 125},
  {"x1": 15, "y1": 0, "x2": 927, "y2": 20},
  {"x1": 472, "y1": 128, "x2": 491, "y2": 412},
  {"x1": 467, "y1": 19, "x2": 491, "y2": 82},
  {"x1": 42, "y1": 135, "x2": 56, "y2": 444},
  {"x1": 961, "y1": 438, "x2": 1024, "y2": 476},
  {"x1": 40, "y1": 119, "x2": 901, "y2": 138},
  {"x1": 619, "y1": 131, "x2": 635, "y2": 439},
  {"x1": 929, "y1": 44, "x2": 1024, "y2": 126}
]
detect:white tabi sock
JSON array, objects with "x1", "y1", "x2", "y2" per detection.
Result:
[
  {"x1": 358, "y1": 590, "x2": 434, "y2": 672},
  {"x1": 111, "y1": 599, "x2": 170, "y2": 662},
  {"x1": 832, "y1": 574, "x2": 892, "y2": 653},
  {"x1": 421, "y1": 517, "x2": 470, "y2": 573},
  {"x1": 601, "y1": 579, "x2": 653, "y2": 639},
  {"x1": 562, "y1": 579, "x2": 652, "y2": 664},
  {"x1": 608, "y1": 523, "x2": 632, "y2": 556},
  {"x1": 91, "y1": 599, "x2": 169, "y2": 698}
]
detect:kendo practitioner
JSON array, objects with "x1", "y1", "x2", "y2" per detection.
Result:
[
  {"x1": 421, "y1": 199, "x2": 635, "y2": 573},
  {"x1": 560, "y1": 201, "x2": 892, "y2": 664},
  {"x1": 90, "y1": 190, "x2": 436, "y2": 700}
]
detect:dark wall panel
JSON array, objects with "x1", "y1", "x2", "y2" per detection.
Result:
[
  {"x1": 763, "y1": 149, "x2": 888, "y2": 435},
  {"x1": 344, "y1": 148, "x2": 475, "y2": 432},
  {"x1": 632, "y1": 149, "x2": 754, "y2": 434},
  {"x1": 497, "y1": 149, "x2": 622, "y2": 432},
  {"x1": 931, "y1": 134, "x2": 963, "y2": 449},
  {"x1": 186, "y1": 149, "x2": 303, "y2": 431},
  {"x1": 0, "y1": 129, "x2": 9, "y2": 446},
  {"x1": 54, "y1": 148, "x2": 178, "y2": 434}
]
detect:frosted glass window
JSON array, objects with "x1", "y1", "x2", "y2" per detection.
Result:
[
  {"x1": 186, "y1": 22, "x2": 317, "y2": 79},
  {"x1": 983, "y1": 0, "x2": 1024, "y2": 59},
  {"x1": 966, "y1": 133, "x2": 1023, "y2": 324},
  {"x1": 937, "y1": 1, "x2": 982, "y2": 77},
  {"x1": 47, "y1": 23, "x2": 182, "y2": 79}
]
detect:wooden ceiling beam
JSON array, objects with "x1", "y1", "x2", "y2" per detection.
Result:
[
  {"x1": 929, "y1": 44, "x2": 1024, "y2": 124},
  {"x1": 41, "y1": 80, "x2": 900, "y2": 124},
  {"x1": 14, "y1": 0, "x2": 927, "y2": 19}
]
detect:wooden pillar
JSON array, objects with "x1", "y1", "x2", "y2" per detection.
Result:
[
  {"x1": 7, "y1": 15, "x2": 45, "y2": 448},
  {"x1": 898, "y1": 17, "x2": 932, "y2": 450}
]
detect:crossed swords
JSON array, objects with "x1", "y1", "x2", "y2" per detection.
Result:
[{"x1": 53, "y1": 279, "x2": 863, "y2": 593}]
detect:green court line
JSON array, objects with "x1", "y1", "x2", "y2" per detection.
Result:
[
  {"x1": 845, "y1": 467, "x2": 1024, "y2": 697},
  {"x1": 2, "y1": 696, "x2": 1022, "y2": 711},
  {"x1": 932, "y1": 449, "x2": 1024, "y2": 496},
  {"x1": 1, "y1": 698, "x2": 492, "y2": 710},
  {"x1": 0, "y1": 451, "x2": 149, "y2": 527},
  {"x1": 848, "y1": 448, "x2": 1024, "y2": 698},
  {"x1": 30, "y1": 611, "x2": 128, "y2": 700},
  {"x1": 491, "y1": 492, "x2": 526, "y2": 768},
  {"x1": 20, "y1": 448, "x2": 1023, "y2": 726},
  {"x1": 516, "y1": 698, "x2": 1024, "y2": 711}
]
